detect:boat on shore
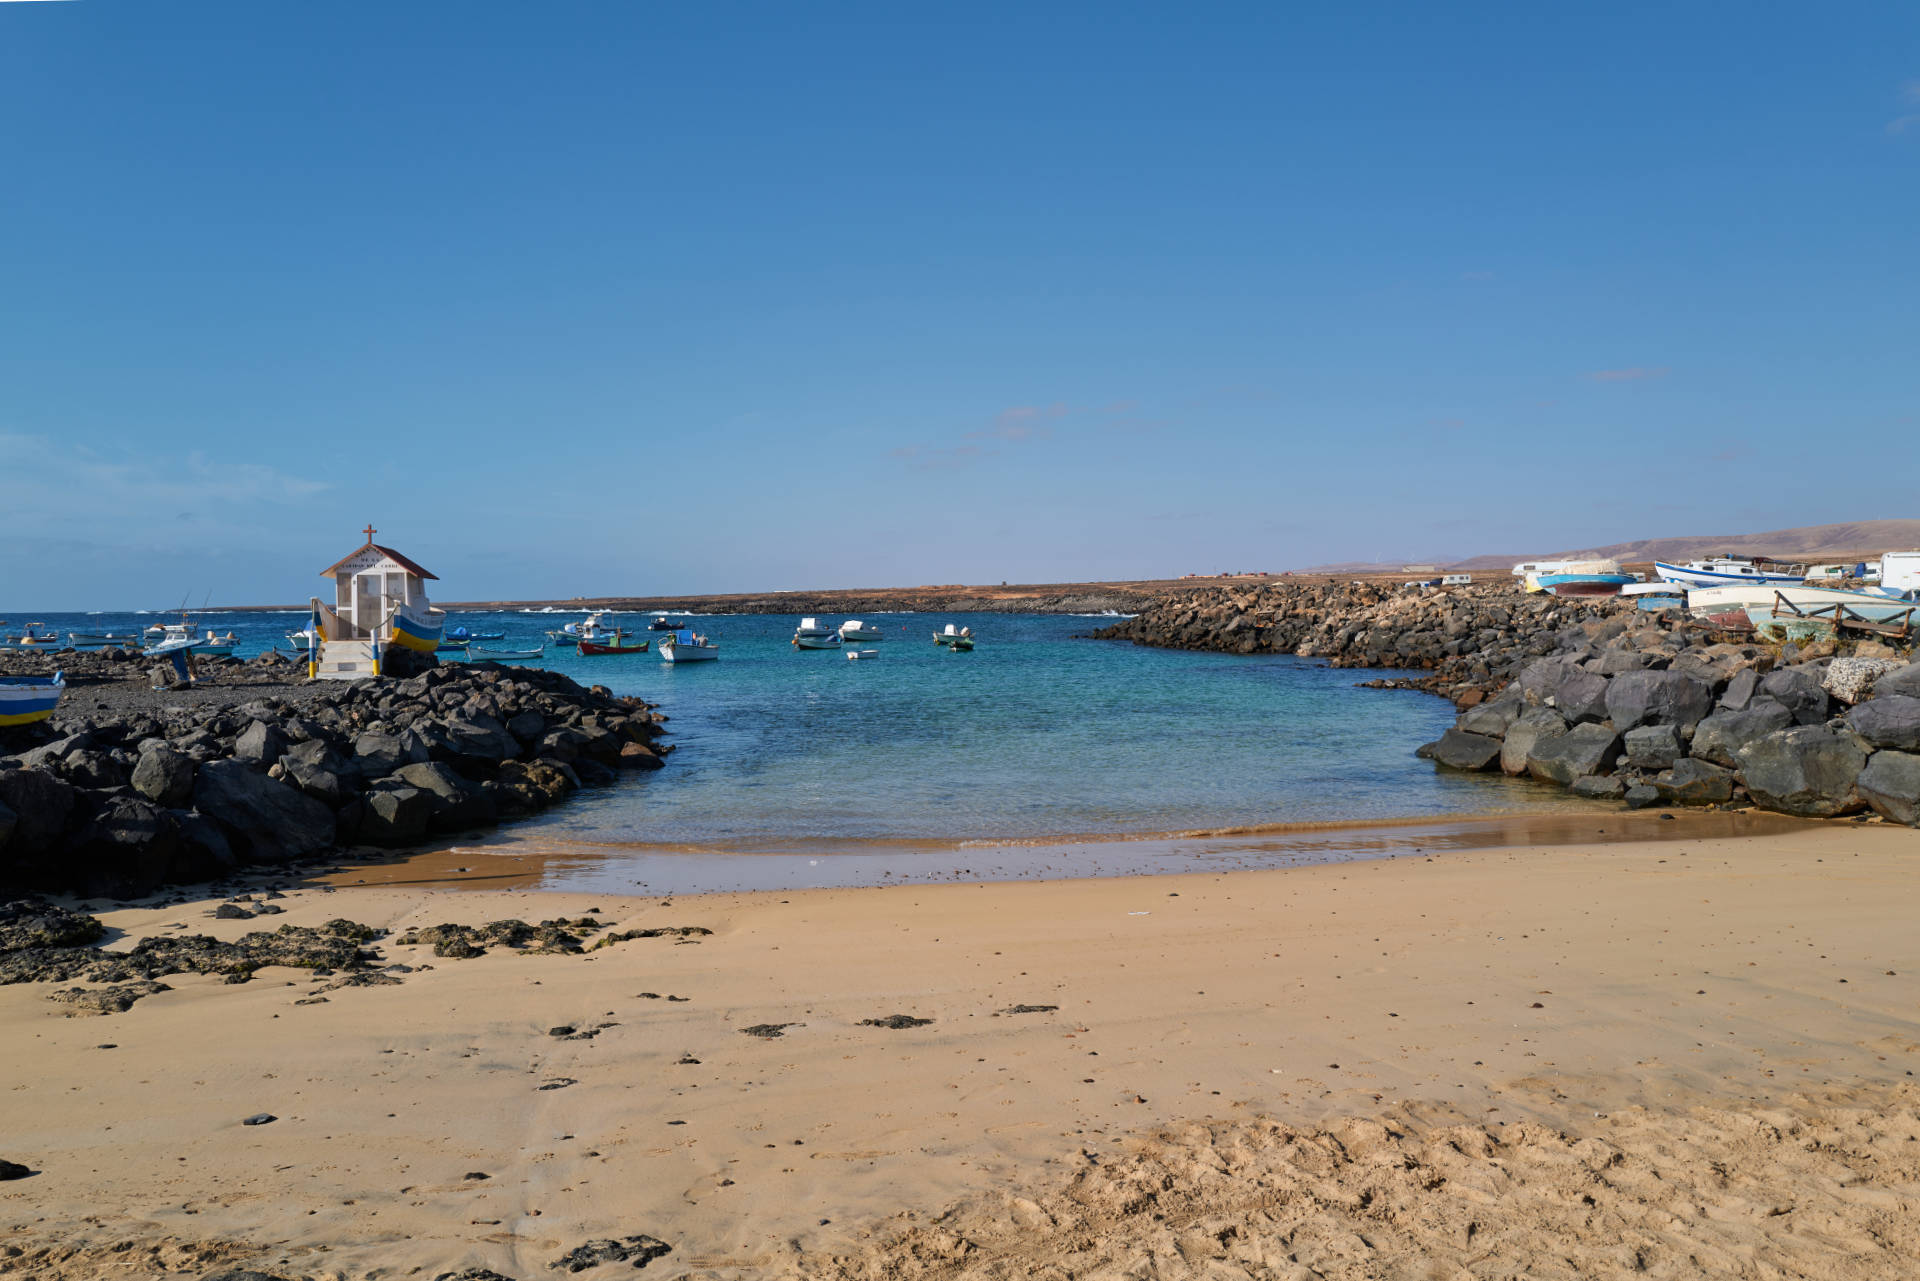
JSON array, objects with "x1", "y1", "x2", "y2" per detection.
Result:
[
  {"x1": 659, "y1": 628, "x2": 718, "y2": 663},
  {"x1": 1529, "y1": 560, "x2": 1635, "y2": 597},
  {"x1": 1620, "y1": 583, "x2": 1686, "y2": 612},
  {"x1": 0, "y1": 672, "x2": 65, "y2": 727},
  {"x1": 838, "y1": 619, "x2": 885, "y2": 642},
  {"x1": 793, "y1": 618, "x2": 843, "y2": 649},
  {"x1": 1655, "y1": 556, "x2": 1805, "y2": 588},
  {"x1": 1687, "y1": 584, "x2": 1919, "y2": 623}
]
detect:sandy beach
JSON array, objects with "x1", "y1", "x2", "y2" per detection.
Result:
[{"x1": 5, "y1": 818, "x2": 1920, "y2": 1279}]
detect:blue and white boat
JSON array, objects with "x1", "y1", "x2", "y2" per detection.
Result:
[
  {"x1": 659, "y1": 628, "x2": 719, "y2": 663},
  {"x1": 0, "y1": 672, "x2": 65, "y2": 727},
  {"x1": 1654, "y1": 556, "x2": 1805, "y2": 588},
  {"x1": 1528, "y1": 560, "x2": 1635, "y2": 597}
]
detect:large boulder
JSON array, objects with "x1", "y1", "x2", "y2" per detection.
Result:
[
  {"x1": 1653, "y1": 758, "x2": 1735, "y2": 806},
  {"x1": 1758, "y1": 667, "x2": 1831, "y2": 725},
  {"x1": 0, "y1": 768, "x2": 77, "y2": 858},
  {"x1": 1501, "y1": 708, "x2": 1567, "y2": 776},
  {"x1": 1857, "y1": 751, "x2": 1920, "y2": 826},
  {"x1": 1623, "y1": 724, "x2": 1683, "y2": 770},
  {"x1": 1527, "y1": 724, "x2": 1623, "y2": 787},
  {"x1": 1604, "y1": 670, "x2": 1714, "y2": 732},
  {"x1": 277, "y1": 740, "x2": 360, "y2": 806},
  {"x1": 359, "y1": 786, "x2": 434, "y2": 846},
  {"x1": 232, "y1": 720, "x2": 290, "y2": 766},
  {"x1": 1690, "y1": 700, "x2": 1796, "y2": 768},
  {"x1": 1553, "y1": 671, "x2": 1611, "y2": 725},
  {"x1": 1735, "y1": 725, "x2": 1869, "y2": 818},
  {"x1": 131, "y1": 746, "x2": 195, "y2": 808},
  {"x1": 70, "y1": 796, "x2": 180, "y2": 897},
  {"x1": 352, "y1": 731, "x2": 426, "y2": 779},
  {"x1": 1515, "y1": 657, "x2": 1581, "y2": 708},
  {"x1": 1419, "y1": 730, "x2": 1503, "y2": 773},
  {"x1": 392, "y1": 762, "x2": 498, "y2": 832},
  {"x1": 1842, "y1": 695, "x2": 1920, "y2": 752},
  {"x1": 191, "y1": 759, "x2": 336, "y2": 864},
  {"x1": 1718, "y1": 668, "x2": 1760, "y2": 711},
  {"x1": 1872, "y1": 663, "x2": 1920, "y2": 699}
]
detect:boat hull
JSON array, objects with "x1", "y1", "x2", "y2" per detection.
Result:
[
  {"x1": 794, "y1": 634, "x2": 843, "y2": 649},
  {"x1": 468, "y1": 647, "x2": 545, "y2": 661},
  {"x1": 578, "y1": 639, "x2": 649, "y2": 655},
  {"x1": 389, "y1": 611, "x2": 444, "y2": 654},
  {"x1": 1536, "y1": 573, "x2": 1635, "y2": 597},
  {"x1": 1655, "y1": 562, "x2": 1803, "y2": 588},
  {"x1": 0, "y1": 673, "x2": 66, "y2": 727},
  {"x1": 1689, "y1": 585, "x2": 1919, "y2": 622},
  {"x1": 839, "y1": 629, "x2": 885, "y2": 642},
  {"x1": 659, "y1": 643, "x2": 718, "y2": 663}
]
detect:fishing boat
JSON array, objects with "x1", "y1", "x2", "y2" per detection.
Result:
[
  {"x1": 0, "y1": 673, "x2": 66, "y2": 727},
  {"x1": 793, "y1": 617, "x2": 844, "y2": 649},
  {"x1": 647, "y1": 615, "x2": 681, "y2": 631},
  {"x1": 1529, "y1": 560, "x2": 1636, "y2": 597},
  {"x1": 561, "y1": 611, "x2": 624, "y2": 643},
  {"x1": 66, "y1": 631, "x2": 140, "y2": 648},
  {"x1": 838, "y1": 619, "x2": 885, "y2": 642},
  {"x1": 844, "y1": 649, "x2": 879, "y2": 661},
  {"x1": 659, "y1": 628, "x2": 718, "y2": 663},
  {"x1": 933, "y1": 623, "x2": 973, "y2": 646},
  {"x1": 468, "y1": 644, "x2": 546, "y2": 661},
  {"x1": 141, "y1": 623, "x2": 238, "y2": 657},
  {"x1": 545, "y1": 629, "x2": 580, "y2": 647},
  {"x1": 577, "y1": 632, "x2": 650, "y2": 655},
  {"x1": 7, "y1": 623, "x2": 60, "y2": 647},
  {"x1": 949, "y1": 635, "x2": 975, "y2": 651},
  {"x1": 445, "y1": 626, "x2": 505, "y2": 643},
  {"x1": 1655, "y1": 556, "x2": 1805, "y2": 588}
]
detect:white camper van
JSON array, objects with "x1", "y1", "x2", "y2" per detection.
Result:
[{"x1": 1880, "y1": 551, "x2": 1920, "y2": 593}]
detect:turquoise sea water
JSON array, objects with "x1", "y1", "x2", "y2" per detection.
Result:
[{"x1": 13, "y1": 609, "x2": 1581, "y2": 871}]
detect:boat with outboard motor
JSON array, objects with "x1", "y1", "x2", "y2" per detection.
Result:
[
  {"x1": 659, "y1": 628, "x2": 718, "y2": 663},
  {"x1": 933, "y1": 623, "x2": 974, "y2": 646},
  {"x1": 839, "y1": 619, "x2": 885, "y2": 642},
  {"x1": 578, "y1": 631, "x2": 650, "y2": 655}
]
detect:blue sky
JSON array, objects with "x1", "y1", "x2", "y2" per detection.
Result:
[{"x1": 2, "y1": 2, "x2": 1915, "y2": 608}]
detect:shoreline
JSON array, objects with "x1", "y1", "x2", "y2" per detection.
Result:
[
  {"x1": 5, "y1": 823, "x2": 1918, "y2": 1277},
  {"x1": 319, "y1": 805, "x2": 1823, "y2": 895}
]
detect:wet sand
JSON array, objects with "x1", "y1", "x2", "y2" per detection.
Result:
[{"x1": 4, "y1": 821, "x2": 1919, "y2": 1278}]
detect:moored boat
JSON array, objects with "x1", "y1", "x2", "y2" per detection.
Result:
[
  {"x1": 468, "y1": 644, "x2": 546, "y2": 661},
  {"x1": 949, "y1": 635, "x2": 975, "y2": 651},
  {"x1": 659, "y1": 628, "x2": 718, "y2": 663},
  {"x1": 0, "y1": 672, "x2": 66, "y2": 727},
  {"x1": 933, "y1": 623, "x2": 973, "y2": 646},
  {"x1": 578, "y1": 633, "x2": 650, "y2": 655},
  {"x1": 838, "y1": 619, "x2": 885, "y2": 642},
  {"x1": 648, "y1": 615, "x2": 681, "y2": 631},
  {"x1": 844, "y1": 649, "x2": 880, "y2": 661},
  {"x1": 66, "y1": 631, "x2": 140, "y2": 648},
  {"x1": 793, "y1": 617, "x2": 843, "y2": 649}
]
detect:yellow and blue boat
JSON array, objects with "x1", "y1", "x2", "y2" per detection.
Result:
[
  {"x1": 387, "y1": 610, "x2": 444, "y2": 654},
  {"x1": 0, "y1": 672, "x2": 66, "y2": 728}
]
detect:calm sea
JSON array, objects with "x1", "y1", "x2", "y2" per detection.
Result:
[{"x1": 10, "y1": 608, "x2": 1590, "y2": 891}]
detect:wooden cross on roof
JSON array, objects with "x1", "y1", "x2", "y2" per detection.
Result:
[{"x1": 363, "y1": 524, "x2": 377, "y2": 544}]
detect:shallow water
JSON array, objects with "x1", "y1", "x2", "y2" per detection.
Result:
[{"x1": 17, "y1": 608, "x2": 1598, "y2": 889}]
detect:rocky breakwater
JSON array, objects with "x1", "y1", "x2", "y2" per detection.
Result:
[
  {"x1": 1092, "y1": 580, "x2": 1632, "y2": 700},
  {"x1": 1419, "y1": 621, "x2": 1920, "y2": 825},
  {"x1": 0, "y1": 661, "x2": 671, "y2": 897}
]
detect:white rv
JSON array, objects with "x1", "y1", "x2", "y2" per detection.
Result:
[{"x1": 1880, "y1": 552, "x2": 1920, "y2": 593}]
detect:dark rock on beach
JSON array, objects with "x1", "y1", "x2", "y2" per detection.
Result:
[
  {"x1": 551, "y1": 1235, "x2": 672, "y2": 1272},
  {"x1": 0, "y1": 657, "x2": 672, "y2": 897}
]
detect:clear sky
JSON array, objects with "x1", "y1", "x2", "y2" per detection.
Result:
[{"x1": 2, "y1": 2, "x2": 1915, "y2": 608}]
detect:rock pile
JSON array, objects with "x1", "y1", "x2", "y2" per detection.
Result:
[
  {"x1": 0, "y1": 663, "x2": 671, "y2": 897},
  {"x1": 1093, "y1": 580, "x2": 1633, "y2": 700},
  {"x1": 1418, "y1": 619, "x2": 1920, "y2": 824}
]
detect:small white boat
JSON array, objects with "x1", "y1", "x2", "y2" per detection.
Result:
[
  {"x1": 933, "y1": 623, "x2": 974, "y2": 646},
  {"x1": 142, "y1": 623, "x2": 238, "y2": 658},
  {"x1": 845, "y1": 649, "x2": 880, "y2": 661},
  {"x1": 1688, "y1": 583, "x2": 1917, "y2": 622},
  {"x1": 838, "y1": 619, "x2": 885, "y2": 642},
  {"x1": 793, "y1": 617, "x2": 843, "y2": 649},
  {"x1": 659, "y1": 629, "x2": 719, "y2": 663},
  {"x1": 66, "y1": 631, "x2": 139, "y2": 648}
]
